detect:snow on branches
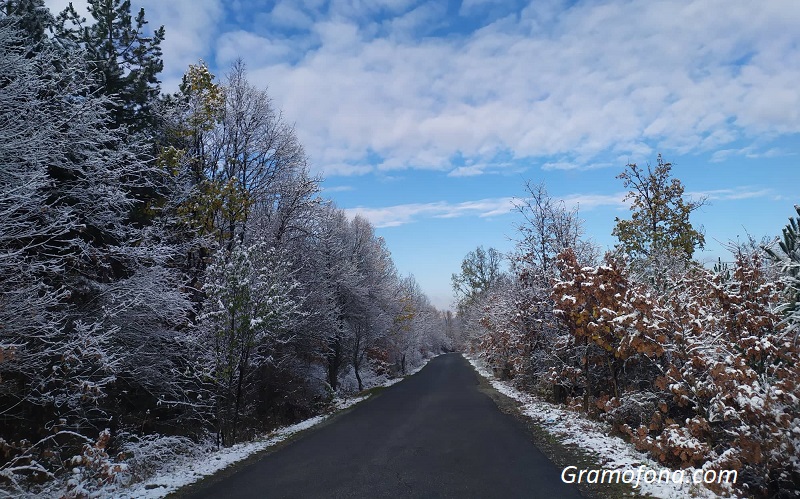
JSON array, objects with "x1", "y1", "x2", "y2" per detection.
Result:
[
  {"x1": 468, "y1": 230, "x2": 799, "y2": 496},
  {"x1": 200, "y1": 239, "x2": 304, "y2": 446}
]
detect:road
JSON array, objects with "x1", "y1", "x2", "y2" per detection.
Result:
[{"x1": 185, "y1": 353, "x2": 583, "y2": 498}]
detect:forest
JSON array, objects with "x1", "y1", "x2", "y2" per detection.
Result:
[
  {"x1": 3, "y1": 1, "x2": 799, "y2": 498},
  {"x1": 453, "y1": 161, "x2": 800, "y2": 497},
  {"x1": 0, "y1": 1, "x2": 450, "y2": 496}
]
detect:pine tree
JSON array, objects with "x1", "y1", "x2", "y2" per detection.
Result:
[
  {"x1": 55, "y1": 0, "x2": 165, "y2": 133},
  {"x1": 0, "y1": 0, "x2": 54, "y2": 48},
  {"x1": 765, "y1": 204, "x2": 800, "y2": 332}
]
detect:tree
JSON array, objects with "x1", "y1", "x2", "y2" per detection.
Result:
[
  {"x1": 159, "y1": 60, "x2": 317, "y2": 316},
  {"x1": 389, "y1": 276, "x2": 421, "y2": 375},
  {"x1": 501, "y1": 182, "x2": 599, "y2": 385},
  {"x1": 612, "y1": 155, "x2": 706, "y2": 261},
  {"x1": 0, "y1": 18, "x2": 190, "y2": 491},
  {"x1": 342, "y1": 217, "x2": 396, "y2": 391},
  {"x1": 513, "y1": 181, "x2": 596, "y2": 281},
  {"x1": 55, "y1": 0, "x2": 165, "y2": 132},
  {"x1": 0, "y1": 0, "x2": 54, "y2": 49},
  {"x1": 451, "y1": 246, "x2": 504, "y2": 310},
  {"x1": 552, "y1": 249, "x2": 664, "y2": 410},
  {"x1": 765, "y1": 205, "x2": 800, "y2": 333},
  {"x1": 201, "y1": 240, "x2": 302, "y2": 446},
  {"x1": 385, "y1": 275, "x2": 441, "y2": 376},
  {"x1": 168, "y1": 60, "x2": 310, "y2": 251},
  {"x1": 634, "y1": 246, "x2": 799, "y2": 495}
]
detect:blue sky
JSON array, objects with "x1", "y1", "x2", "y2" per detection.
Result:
[{"x1": 46, "y1": 0, "x2": 800, "y2": 309}]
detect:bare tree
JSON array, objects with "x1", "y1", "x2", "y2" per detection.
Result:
[{"x1": 513, "y1": 181, "x2": 597, "y2": 282}]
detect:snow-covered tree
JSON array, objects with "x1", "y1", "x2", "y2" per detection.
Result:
[
  {"x1": 0, "y1": 0, "x2": 54, "y2": 49},
  {"x1": 0, "y1": 17, "x2": 193, "y2": 493},
  {"x1": 201, "y1": 240, "x2": 303, "y2": 445},
  {"x1": 513, "y1": 181, "x2": 597, "y2": 280},
  {"x1": 55, "y1": 0, "x2": 165, "y2": 132},
  {"x1": 0, "y1": 17, "x2": 124, "y2": 453},
  {"x1": 552, "y1": 249, "x2": 664, "y2": 411},
  {"x1": 765, "y1": 205, "x2": 800, "y2": 334}
]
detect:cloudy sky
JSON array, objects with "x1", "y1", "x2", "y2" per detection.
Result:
[{"x1": 45, "y1": 0, "x2": 800, "y2": 309}]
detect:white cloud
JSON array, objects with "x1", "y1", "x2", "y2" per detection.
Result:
[
  {"x1": 710, "y1": 146, "x2": 791, "y2": 163},
  {"x1": 244, "y1": 0, "x2": 800, "y2": 176},
  {"x1": 384, "y1": 2, "x2": 447, "y2": 39},
  {"x1": 320, "y1": 163, "x2": 374, "y2": 176},
  {"x1": 270, "y1": 1, "x2": 314, "y2": 30},
  {"x1": 541, "y1": 161, "x2": 615, "y2": 171},
  {"x1": 447, "y1": 165, "x2": 485, "y2": 177},
  {"x1": 216, "y1": 30, "x2": 291, "y2": 67},
  {"x1": 44, "y1": 1, "x2": 800, "y2": 174},
  {"x1": 44, "y1": 0, "x2": 224, "y2": 93},
  {"x1": 345, "y1": 190, "x2": 630, "y2": 228},
  {"x1": 344, "y1": 197, "x2": 516, "y2": 227},
  {"x1": 328, "y1": 0, "x2": 419, "y2": 19},
  {"x1": 688, "y1": 188, "x2": 772, "y2": 201},
  {"x1": 558, "y1": 192, "x2": 628, "y2": 211},
  {"x1": 322, "y1": 185, "x2": 355, "y2": 193}
]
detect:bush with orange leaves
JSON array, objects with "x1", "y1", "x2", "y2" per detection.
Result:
[
  {"x1": 548, "y1": 246, "x2": 800, "y2": 496},
  {"x1": 644, "y1": 250, "x2": 799, "y2": 496},
  {"x1": 551, "y1": 248, "x2": 665, "y2": 413}
]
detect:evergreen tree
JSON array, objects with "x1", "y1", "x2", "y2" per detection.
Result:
[
  {"x1": 765, "y1": 205, "x2": 800, "y2": 331},
  {"x1": 55, "y1": 0, "x2": 165, "y2": 133},
  {"x1": 0, "y1": 0, "x2": 54, "y2": 48}
]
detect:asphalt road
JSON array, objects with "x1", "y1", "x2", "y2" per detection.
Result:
[{"x1": 187, "y1": 353, "x2": 583, "y2": 498}]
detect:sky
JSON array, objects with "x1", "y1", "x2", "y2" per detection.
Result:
[{"x1": 44, "y1": 0, "x2": 800, "y2": 310}]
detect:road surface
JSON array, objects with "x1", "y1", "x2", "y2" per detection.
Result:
[{"x1": 185, "y1": 353, "x2": 583, "y2": 498}]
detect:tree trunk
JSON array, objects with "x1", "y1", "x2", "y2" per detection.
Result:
[
  {"x1": 607, "y1": 356, "x2": 619, "y2": 400},
  {"x1": 583, "y1": 336, "x2": 590, "y2": 413},
  {"x1": 353, "y1": 335, "x2": 363, "y2": 392},
  {"x1": 354, "y1": 364, "x2": 363, "y2": 392},
  {"x1": 327, "y1": 335, "x2": 341, "y2": 392},
  {"x1": 231, "y1": 354, "x2": 247, "y2": 445}
]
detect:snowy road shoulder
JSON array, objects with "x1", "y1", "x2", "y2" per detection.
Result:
[
  {"x1": 465, "y1": 355, "x2": 730, "y2": 499},
  {"x1": 117, "y1": 356, "x2": 439, "y2": 499},
  {"x1": 116, "y1": 397, "x2": 365, "y2": 499}
]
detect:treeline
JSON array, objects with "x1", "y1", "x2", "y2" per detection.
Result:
[
  {"x1": 0, "y1": 1, "x2": 447, "y2": 495},
  {"x1": 455, "y1": 158, "x2": 800, "y2": 497}
]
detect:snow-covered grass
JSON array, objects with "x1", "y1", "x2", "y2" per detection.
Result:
[
  {"x1": 465, "y1": 355, "x2": 733, "y2": 499},
  {"x1": 114, "y1": 355, "x2": 439, "y2": 498},
  {"x1": 115, "y1": 397, "x2": 365, "y2": 499}
]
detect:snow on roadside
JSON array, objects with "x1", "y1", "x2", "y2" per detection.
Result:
[
  {"x1": 465, "y1": 355, "x2": 731, "y2": 499},
  {"x1": 116, "y1": 396, "x2": 364, "y2": 499},
  {"x1": 117, "y1": 355, "x2": 439, "y2": 499}
]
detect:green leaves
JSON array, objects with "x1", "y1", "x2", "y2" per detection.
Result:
[
  {"x1": 612, "y1": 154, "x2": 706, "y2": 260},
  {"x1": 451, "y1": 245, "x2": 504, "y2": 313}
]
